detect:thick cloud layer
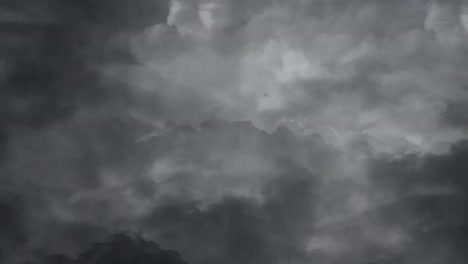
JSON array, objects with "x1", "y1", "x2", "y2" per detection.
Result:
[
  {"x1": 123, "y1": 0, "x2": 468, "y2": 152},
  {"x1": 1, "y1": 1, "x2": 468, "y2": 264}
]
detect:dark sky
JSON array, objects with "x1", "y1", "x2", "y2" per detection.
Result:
[{"x1": 1, "y1": 1, "x2": 468, "y2": 264}]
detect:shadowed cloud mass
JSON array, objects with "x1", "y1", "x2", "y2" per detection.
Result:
[{"x1": 1, "y1": 0, "x2": 468, "y2": 264}]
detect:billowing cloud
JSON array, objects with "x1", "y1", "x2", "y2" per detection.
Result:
[
  {"x1": 2, "y1": 1, "x2": 468, "y2": 264},
  {"x1": 121, "y1": 0, "x2": 468, "y2": 153}
]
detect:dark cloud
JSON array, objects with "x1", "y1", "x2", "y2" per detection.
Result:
[
  {"x1": 0, "y1": 0, "x2": 169, "y2": 136},
  {"x1": 138, "y1": 161, "x2": 318, "y2": 264},
  {"x1": 0, "y1": 0, "x2": 169, "y2": 261},
  {"x1": 441, "y1": 99, "x2": 468, "y2": 129},
  {"x1": 2, "y1": 116, "x2": 468, "y2": 263},
  {"x1": 26, "y1": 232, "x2": 187, "y2": 264},
  {"x1": 0, "y1": 191, "x2": 27, "y2": 260},
  {"x1": 2, "y1": 1, "x2": 468, "y2": 264},
  {"x1": 359, "y1": 140, "x2": 468, "y2": 263}
]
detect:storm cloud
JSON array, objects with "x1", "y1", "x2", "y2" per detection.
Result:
[{"x1": 1, "y1": 0, "x2": 468, "y2": 264}]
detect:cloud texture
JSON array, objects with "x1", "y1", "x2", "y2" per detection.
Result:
[{"x1": 1, "y1": 0, "x2": 468, "y2": 264}]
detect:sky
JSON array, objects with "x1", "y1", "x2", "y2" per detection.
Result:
[{"x1": 1, "y1": 0, "x2": 468, "y2": 263}]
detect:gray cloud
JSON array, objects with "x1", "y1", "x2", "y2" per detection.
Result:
[
  {"x1": 441, "y1": 99, "x2": 468, "y2": 129},
  {"x1": 2, "y1": 1, "x2": 468, "y2": 264},
  {"x1": 122, "y1": 0, "x2": 468, "y2": 152}
]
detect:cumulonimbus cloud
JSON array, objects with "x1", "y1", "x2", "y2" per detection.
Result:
[{"x1": 2, "y1": 1, "x2": 468, "y2": 264}]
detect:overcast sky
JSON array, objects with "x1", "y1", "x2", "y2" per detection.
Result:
[{"x1": 1, "y1": 1, "x2": 468, "y2": 264}]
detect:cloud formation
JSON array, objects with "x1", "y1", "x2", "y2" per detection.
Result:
[
  {"x1": 1, "y1": 0, "x2": 468, "y2": 264},
  {"x1": 123, "y1": 0, "x2": 468, "y2": 153}
]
